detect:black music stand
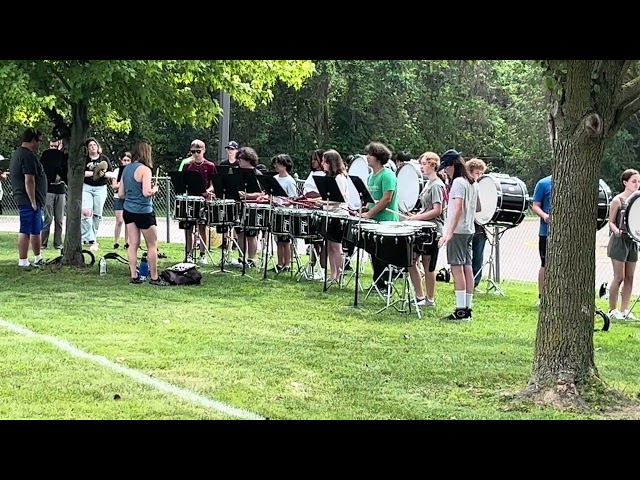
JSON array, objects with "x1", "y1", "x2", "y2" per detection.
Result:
[
  {"x1": 210, "y1": 172, "x2": 243, "y2": 274},
  {"x1": 235, "y1": 168, "x2": 264, "y2": 277},
  {"x1": 313, "y1": 175, "x2": 346, "y2": 292},
  {"x1": 348, "y1": 175, "x2": 375, "y2": 308},
  {"x1": 169, "y1": 170, "x2": 207, "y2": 263},
  {"x1": 256, "y1": 174, "x2": 289, "y2": 280}
]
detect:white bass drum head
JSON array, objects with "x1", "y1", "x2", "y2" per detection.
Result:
[{"x1": 475, "y1": 175, "x2": 499, "y2": 225}]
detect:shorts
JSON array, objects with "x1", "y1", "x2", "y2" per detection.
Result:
[
  {"x1": 18, "y1": 204, "x2": 44, "y2": 235},
  {"x1": 234, "y1": 226, "x2": 258, "y2": 237},
  {"x1": 415, "y1": 240, "x2": 440, "y2": 272},
  {"x1": 113, "y1": 198, "x2": 124, "y2": 211},
  {"x1": 607, "y1": 233, "x2": 638, "y2": 263},
  {"x1": 276, "y1": 235, "x2": 291, "y2": 243},
  {"x1": 539, "y1": 235, "x2": 547, "y2": 268},
  {"x1": 123, "y1": 209, "x2": 157, "y2": 230},
  {"x1": 325, "y1": 219, "x2": 344, "y2": 244},
  {"x1": 446, "y1": 233, "x2": 473, "y2": 266}
]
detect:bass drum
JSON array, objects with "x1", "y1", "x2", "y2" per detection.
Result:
[
  {"x1": 347, "y1": 154, "x2": 370, "y2": 210},
  {"x1": 623, "y1": 190, "x2": 640, "y2": 242},
  {"x1": 396, "y1": 160, "x2": 424, "y2": 214},
  {"x1": 597, "y1": 179, "x2": 612, "y2": 231},
  {"x1": 475, "y1": 173, "x2": 529, "y2": 228}
]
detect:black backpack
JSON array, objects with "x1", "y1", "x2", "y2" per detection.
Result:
[{"x1": 160, "y1": 263, "x2": 203, "y2": 286}]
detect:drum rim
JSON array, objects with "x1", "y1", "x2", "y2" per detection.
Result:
[
  {"x1": 624, "y1": 190, "x2": 640, "y2": 241},
  {"x1": 396, "y1": 164, "x2": 422, "y2": 214}
]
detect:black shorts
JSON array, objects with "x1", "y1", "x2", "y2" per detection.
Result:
[
  {"x1": 539, "y1": 235, "x2": 547, "y2": 268},
  {"x1": 123, "y1": 209, "x2": 157, "y2": 230},
  {"x1": 234, "y1": 226, "x2": 258, "y2": 237},
  {"x1": 325, "y1": 219, "x2": 344, "y2": 244},
  {"x1": 415, "y1": 240, "x2": 440, "y2": 272},
  {"x1": 276, "y1": 235, "x2": 291, "y2": 243}
]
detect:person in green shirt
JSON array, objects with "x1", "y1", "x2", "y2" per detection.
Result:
[{"x1": 362, "y1": 141, "x2": 398, "y2": 291}]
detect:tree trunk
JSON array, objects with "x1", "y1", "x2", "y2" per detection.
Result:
[
  {"x1": 521, "y1": 61, "x2": 610, "y2": 409},
  {"x1": 61, "y1": 100, "x2": 90, "y2": 267}
]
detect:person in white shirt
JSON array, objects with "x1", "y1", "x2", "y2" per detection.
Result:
[
  {"x1": 272, "y1": 154, "x2": 298, "y2": 273},
  {"x1": 303, "y1": 149, "x2": 327, "y2": 279},
  {"x1": 320, "y1": 149, "x2": 350, "y2": 283}
]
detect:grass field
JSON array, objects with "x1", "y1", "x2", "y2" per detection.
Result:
[{"x1": 0, "y1": 232, "x2": 638, "y2": 420}]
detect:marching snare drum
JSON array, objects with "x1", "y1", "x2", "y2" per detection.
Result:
[
  {"x1": 622, "y1": 190, "x2": 640, "y2": 242},
  {"x1": 475, "y1": 173, "x2": 529, "y2": 228},
  {"x1": 242, "y1": 203, "x2": 272, "y2": 231},
  {"x1": 369, "y1": 225, "x2": 417, "y2": 269},
  {"x1": 205, "y1": 199, "x2": 239, "y2": 226},
  {"x1": 597, "y1": 179, "x2": 612, "y2": 231},
  {"x1": 401, "y1": 220, "x2": 437, "y2": 253},
  {"x1": 315, "y1": 210, "x2": 351, "y2": 241},
  {"x1": 396, "y1": 160, "x2": 424, "y2": 214},
  {"x1": 174, "y1": 195, "x2": 206, "y2": 221},
  {"x1": 343, "y1": 216, "x2": 377, "y2": 246},
  {"x1": 272, "y1": 208, "x2": 318, "y2": 238}
]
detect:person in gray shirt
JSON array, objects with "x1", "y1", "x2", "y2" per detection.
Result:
[{"x1": 438, "y1": 149, "x2": 479, "y2": 321}]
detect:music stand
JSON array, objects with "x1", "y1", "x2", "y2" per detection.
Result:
[
  {"x1": 312, "y1": 176, "x2": 346, "y2": 292},
  {"x1": 348, "y1": 175, "x2": 375, "y2": 308},
  {"x1": 169, "y1": 170, "x2": 207, "y2": 263},
  {"x1": 255, "y1": 175, "x2": 289, "y2": 280},
  {"x1": 210, "y1": 172, "x2": 243, "y2": 274}
]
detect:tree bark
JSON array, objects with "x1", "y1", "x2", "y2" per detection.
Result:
[
  {"x1": 522, "y1": 60, "x2": 621, "y2": 409},
  {"x1": 61, "y1": 100, "x2": 90, "y2": 267}
]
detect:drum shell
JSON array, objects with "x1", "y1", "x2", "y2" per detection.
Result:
[
  {"x1": 273, "y1": 208, "x2": 318, "y2": 238},
  {"x1": 315, "y1": 211, "x2": 350, "y2": 242},
  {"x1": 174, "y1": 195, "x2": 206, "y2": 221},
  {"x1": 373, "y1": 231, "x2": 415, "y2": 268},
  {"x1": 475, "y1": 175, "x2": 528, "y2": 228},
  {"x1": 597, "y1": 179, "x2": 612, "y2": 231},
  {"x1": 206, "y1": 200, "x2": 238, "y2": 225},
  {"x1": 343, "y1": 217, "x2": 377, "y2": 246},
  {"x1": 243, "y1": 203, "x2": 272, "y2": 230}
]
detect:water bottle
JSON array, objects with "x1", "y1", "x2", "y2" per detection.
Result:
[
  {"x1": 99, "y1": 257, "x2": 107, "y2": 276},
  {"x1": 139, "y1": 253, "x2": 149, "y2": 280}
]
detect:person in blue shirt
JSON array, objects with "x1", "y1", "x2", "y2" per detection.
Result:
[{"x1": 531, "y1": 175, "x2": 552, "y2": 304}]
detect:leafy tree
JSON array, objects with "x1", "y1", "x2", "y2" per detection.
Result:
[{"x1": 0, "y1": 60, "x2": 314, "y2": 266}]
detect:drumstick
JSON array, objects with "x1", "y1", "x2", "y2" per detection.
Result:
[{"x1": 386, "y1": 208, "x2": 411, "y2": 219}]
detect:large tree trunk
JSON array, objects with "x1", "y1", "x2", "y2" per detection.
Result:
[
  {"x1": 520, "y1": 60, "x2": 624, "y2": 410},
  {"x1": 61, "y1": 100, "x2": 90, "y2": 267}
]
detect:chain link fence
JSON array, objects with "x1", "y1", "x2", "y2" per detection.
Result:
[{"x1": 0, "y1": 176, "x2": 631, "y2": 293}]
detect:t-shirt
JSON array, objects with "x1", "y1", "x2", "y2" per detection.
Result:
[
  {"x1": 276, "y1": 174, "x2": 298, "y2": 198},
  {"x1": 9, "y1": 146, "x2": 48, "y2": 207},
  {"x1": 178, "y1": 157, "x2": 191, "y2": 172},
  {"x1": 303, "y1": 170, "x2": 325, "y2": 195},
  {"x1": 418, "y1": 176, "x2": 446, "y2": 236},
  {"x1": 447, "y1": 176, "x2": 478, "y2": 235},
  {"x1": 84, "y1": 154, "x2": 112, "y2": 187},
  {"x1": 367, "y1": 167, "x2": 398, "y2": 222},
  {"x1": 532, "y1": 175, "x2": 552, "y2": 237},
  {"x1": 219, "y1": 158, "x2": 239, "y2": 167},
  {"x1": 185, "y1": 160, "x2": 217, "y2": 196},
  {"x1": 40, "y1": 148, "x2": 68, "y2": 195},
  {"x1": 113, "y1": 167, "x2": 121, "y2": 199}
]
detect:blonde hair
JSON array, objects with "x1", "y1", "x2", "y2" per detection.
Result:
[
  {"x1": 418, "y1": 151, "x2": 440, "y2": 170},
  {"x1": 466, "y1": 157, "x2": 487, "y2": 174}
]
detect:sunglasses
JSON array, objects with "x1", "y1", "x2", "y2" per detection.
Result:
[{"x1": 190, "y1": 149, "x2": 202, "y2": 154}]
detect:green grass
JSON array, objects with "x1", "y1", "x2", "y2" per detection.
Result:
[{"x1": 0, "y1": 232, "x2": 638, "y2": 419}]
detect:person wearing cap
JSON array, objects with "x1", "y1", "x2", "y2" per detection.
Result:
[
  {"x1": 362, "y1": 141, "x2": 399, "y2": 292},
  {"x1": 219, "y1": 141, "x2": 239, "y2": 167},
  {"x1": 531, "y1": 173, "x2": 552, "y2": 306},
  {"x1": 437, "y1": 149, "x2": 479, "y2": 321}
]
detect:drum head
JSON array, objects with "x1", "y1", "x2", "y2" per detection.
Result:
[
  {"x1": 475, "y1": 176, "x2": 499, "y2": 225},
  {"x1": 347, "y1": 155, "x2": 370, "y2": 209},
  {"x1": 396, "y1": 164, "x2": 421, "y2": 214},
  {"x1": 626, "y1": 191, "x2": 640, "y2": 242}
]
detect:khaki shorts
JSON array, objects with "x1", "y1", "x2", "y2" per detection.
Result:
[{"x1": 447, "y1": 233, "x2": 473, "y2": 266}]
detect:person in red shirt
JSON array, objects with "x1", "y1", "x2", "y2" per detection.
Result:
[{"x1": 184, "y1": 139, "x2": 217, "y2": 263}]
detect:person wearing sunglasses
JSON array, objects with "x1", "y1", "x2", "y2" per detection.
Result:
[{"x1": 182, "y1": 139, "x2": 217, "y2": 264}]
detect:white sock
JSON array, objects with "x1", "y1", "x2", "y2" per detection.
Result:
[
  {"x1": 34, "y1": 254, "x2": 42, "y2": 263},
  {"x1": 18, "y1": 258, "x2": 29, "y2": 267},
  {"x1": 455, "y1": 290, "x2": 466, "y2": 309},
  {"x1": 466, "y1": 293, "x2": 473, "y2": 309}
]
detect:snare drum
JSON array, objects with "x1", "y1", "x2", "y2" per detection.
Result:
[
  {"x1": 174, "y1": 195, "x2": 206, "y2": 221},
  {"x1": 597, "y1": 179, "x2": 612, "y2": 231},
  {"x1": 475, "y1": 173, "x2": 529, "y2": 228},
  {"x1": 343, "y1": 216, "x2": 377, "y2": 246},
  {"x1": 396, "y1": 160, "x2": 424, "y2": 214},
  {"x1": 370, "y1": 225, "x2": 417, "y2": 269},
  {"x1": 206, "y1": 199, "x2": 238, "y2": 226},
  {"x1": 272, "y1": 208, "x2": 319, "y2": 238},
  {"x1": 242, "y1": 203, "x2": 272, "y2": 231},
  {"x1": 401, "y1": 220, "x2": 437, "y2": 253},
  {"x1": 315, "y1": 210, "x2": 351, "y2": 242}
]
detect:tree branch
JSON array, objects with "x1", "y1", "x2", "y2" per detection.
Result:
[
  {"x1": 619, "y1": 73, "x2": 640, "y2": 107},
  {"x1": 615, "y1": 95, "x2": 640, "y2": 128},
  {"x1": 48, "y1": 64, "x2": 72, "y2": 105}
]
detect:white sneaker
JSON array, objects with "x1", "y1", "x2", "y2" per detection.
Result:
[
  {"x1": 313, "y1": 269, "x2": 324, "y2": 281},
  {"x1": 622, "y1": 310, "x2": 639, "y2": 321},
  {"x1": 230, "y1": 258, "x2": 242, "y2": 267},
  {"x1": 424, "y1": 298, "x2": 436, "y2": 307},
  {"x1": 199, "y1": 255, "x2": 209, "y2": 265},
  {"x1": 415, "y1": 298, "x2": 427, "y2": 306},
  {"x1": 608, "y1": 309, "x2": 626, "y2": 320}
]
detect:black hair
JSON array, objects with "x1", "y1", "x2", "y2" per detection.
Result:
[
  {"x1": 395, "y1": 151, "x2": 412, "y2": 163},
  {"x1": 271, "y1": 153, "x2": 294, "y2": 173},
  {"x1": 22, "y1": 128, "x2": 43, "y2": 143}
]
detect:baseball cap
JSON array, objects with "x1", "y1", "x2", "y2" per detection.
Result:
[
  {"x1": 437, "y1": 149, "x2": 462, "y2": 172},
  {"x1": 225, "y1": 141, "x2": 239, "y2": 150}
]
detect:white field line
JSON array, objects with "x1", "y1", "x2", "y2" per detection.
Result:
[{"x1": 0, "y1": 319, "x2": 265, "y2": 420}]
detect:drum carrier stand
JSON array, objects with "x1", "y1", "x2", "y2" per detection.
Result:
[
  {"x1": 210, "y1": 167, "x2": 244, "y2": 275},
  {"x1": 475, "y1": 225, "x2": 508, "y2": 296}
]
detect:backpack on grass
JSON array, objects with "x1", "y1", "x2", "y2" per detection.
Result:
[{"x1": 160, "y1": 263, "x2": 202, "y2": 286}]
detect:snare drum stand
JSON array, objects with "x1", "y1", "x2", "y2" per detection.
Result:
[
  {"x1": 214, "y1": 197, "x2": 242, "y2": 276},
  {"x1": 350, "y1": 208, "x2": 367, "y2": 308},
  {"x1": 477, "y1": 225, "x2": 507, "y2": 296}
]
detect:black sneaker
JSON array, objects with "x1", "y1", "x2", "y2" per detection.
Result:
[
  {"x1": 442, "y1": 307, "x2": 472, "y2": 321},
  {"x1": 114, "y1": 243, "x2": 120, "y2": 249},
  {"x1": 130, "y1": 277, "x2": 144, "y2": 284},
  {"x1": 149, "y1": 277, "x2": 170, "y2": 286}
]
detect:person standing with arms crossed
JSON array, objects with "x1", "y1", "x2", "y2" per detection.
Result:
[
  {"x1": 361, "y1": 141, "x2": 398, "y2": 293},
  {"x1": 531, "y1": 174, "x2": 552, "y2": 306}
]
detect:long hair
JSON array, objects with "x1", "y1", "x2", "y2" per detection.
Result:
[
  {"x1": 132, "y1": 141, "x2": 153, "y2": 169},
  {"x1": 310, "y1": 149, "x2": 325, "y2": 171},
  {"x1": 621, "y1": 168, "x2": 640, "y2": 189},
  {"x1": 450, "y1": 155, "x2": 474, "y2": 184},
  {"x1": 272, "y1": 153, "x2": 294, "y2": 173},
  {"x1": 322, "y1": 149, "x2": 347, "y2": 177}
]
